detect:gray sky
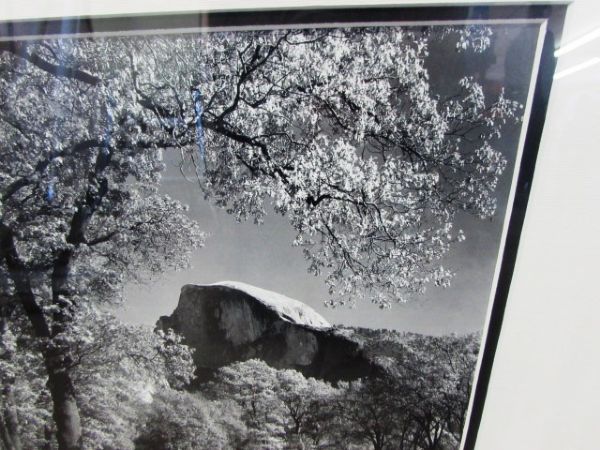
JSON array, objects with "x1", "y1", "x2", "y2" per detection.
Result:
[{"x1": 117, "y1": 23, "x2": 541, "y2": 335}]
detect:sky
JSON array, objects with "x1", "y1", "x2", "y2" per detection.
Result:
[{"x1": 117, "y1": 23, "x2": 541, "y2": 335}]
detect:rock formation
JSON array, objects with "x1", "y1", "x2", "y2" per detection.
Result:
[{"x1": 157, "y1": 282, "x2": 380, "y2": 382}]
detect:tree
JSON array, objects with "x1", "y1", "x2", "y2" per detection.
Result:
[
  {"x1": 1, "y1": 24, "x2": 514, "y2": 447},
  {"x1": 205, "y1": 359, "x2": 341, "y2": 449},
  {"x1": 1, "y1": 297, "x2": 46, "y2": 450},
  {"x1": 134, "y1": 390, "x2": 246, "y2": 450},
  {"x1": 404, "y1": 333, "x2": 480, "y2": 449},
  {"x1": 334, "y1": 376, "x2": 411, "y2": 450},
  {"x1": 206, "y1": 359, "x2": 288, "y2": 449},
  {"x1": 0, "y1": 305, "x2": 197, "y2": 449},
  {"x1": 3, "y1": 26, "x2": 518, "y2": 308},
  {"x1": 106, "y1": 27, "x2": 518, "y2": 307},
  {"x1": 329, "y1": 329, "x2": 480, "y2": 450},
  {"x1": 274, "y1": 368, "x2": 339, "y2": 449},
  {"x1": 65, "y1": 306, "x2": 196, "y2": 449},
  {"x1": 0, "y1": 36, "x2": 204, "y2": 448}
]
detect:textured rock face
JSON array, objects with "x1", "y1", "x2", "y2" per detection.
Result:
[{"x1": 157, "y1": 283, "x2": 379, "y2": 382}]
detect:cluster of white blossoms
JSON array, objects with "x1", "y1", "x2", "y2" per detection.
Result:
[
  {"x1": 182, "y1": 27, "x2": 518, "y2": 306},
  {"x1": 1, "y1": 26, "x2": 518, "y2": 310}
]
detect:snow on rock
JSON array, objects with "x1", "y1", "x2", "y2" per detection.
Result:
[{"x1": 210, "y1": 281, "x2": 331, "y2": 329}]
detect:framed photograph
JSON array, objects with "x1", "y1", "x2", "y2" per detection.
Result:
[{"x1": 0, "y1": 3, "x2": 568, "y2": 450}]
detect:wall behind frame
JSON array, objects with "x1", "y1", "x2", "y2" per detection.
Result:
[
  {"x1": 475, "y1": 1, "x2": 600, "y2": 449},
  {"x1": 1, "y1": 1, "x2": 598, "y2": 449}
]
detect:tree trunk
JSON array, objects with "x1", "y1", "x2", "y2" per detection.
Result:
[
  {"x1": 45, "y1": 365, "x2": 81, "y2": 450},
  {"x1": 372, "y1": 432, "x2": 385, "y2": 450},
  {"x1": 0, "y1": 138, "x2": 111, "y2": 450},
  {"x1": 46, "y1": 249, "x2": 82, "y2": 450},
  {"x1": 0, "y1": 226, "x2": 82, "y2": 450}
]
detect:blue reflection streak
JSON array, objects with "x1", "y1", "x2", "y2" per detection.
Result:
[
  {"x1": 192, "y1": 88, "x2": 206, "y2": 173},
  {"x1": 45, "y1": 183, "x2": 55, "y2": 202}
]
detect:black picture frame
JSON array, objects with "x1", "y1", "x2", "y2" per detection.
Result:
[{"x1": 0, "y1": 3, "x2": 569, "y2": 449}]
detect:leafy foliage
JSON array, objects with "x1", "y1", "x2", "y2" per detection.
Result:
[
  {"x1": 115, "y1": 26, "x2": 519, "y2": 306},
  {"x1": 333, "y1": 331, "x2": 480, "y2": 450},
  {"x1": 1, "y1": 25, "x2": 518, "y2": 309},
  {"x1": 134, "y1": 390, "x2": 246, "y2": 450},
  {"x1": 205, "y1": 359, "x2": 341, "y2": 449},
  {"x1": 0, "y1": 317, "x2": 52, "y2": 449},
  {"x1": 0, "y1": 306, "x2": 197, "y2": 449},
  {"x1": 1, "y1": 30, "x2": 205, "y2": 447},
  {"x1": 203, "y1": 331, "x2": 479, "y2": 450}
]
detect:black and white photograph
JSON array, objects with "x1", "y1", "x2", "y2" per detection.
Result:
[{"x1": 0, "y1": 6, "x2": 562, "y2": 450}]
